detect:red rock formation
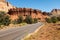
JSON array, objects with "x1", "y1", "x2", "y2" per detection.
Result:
[{"x1": 8, "y1": 8, "x2": 48, "y2": 21}]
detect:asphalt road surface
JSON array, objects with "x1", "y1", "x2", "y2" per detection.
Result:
[{"x1": 0, "y1": 22, "x2": 43, "y2": 40}]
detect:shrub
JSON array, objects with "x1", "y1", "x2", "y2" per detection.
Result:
[
  {"x1": 12, "y1": 20, "x2": 18, "y2": 24},
  {"x1": 45, "y1": 18, "x2": 52, "y2": 23},
  {"x1": 3, "y1": 15, "x2": 11, "y2": 26},
  {"x1": 57, "y1": 16, "x2": 60, "y2": 21},
  {"x1": 0, "y1": 11, "x2": 11, "y2": 26},
  {"x1": 24, "y1": 15, "x2": 33, "y2": 24},
  {"x1": 17, "y1": 16, "x2": 23, "y2": 24},
  {"x1": 33, "y1": 18, "x2": 38, "y2": 23},
  {"x1": 51, "y1": 16, "x2": 58, "y2": 23}
]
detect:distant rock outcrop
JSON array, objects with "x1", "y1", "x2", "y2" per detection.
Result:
[{"x1": 51, "y1": 9, "x2": 60, "y2": 16}]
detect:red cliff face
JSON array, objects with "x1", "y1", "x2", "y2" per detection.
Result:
[{"x1": 8, "y1": 8, "x2": 48, "y2": 21}]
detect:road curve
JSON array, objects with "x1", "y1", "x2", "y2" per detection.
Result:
[{"x1": 0, "y1": 22, "x2": 43, "y2": 40}]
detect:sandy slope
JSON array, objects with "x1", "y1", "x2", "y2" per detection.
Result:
[{"x1": 24, "y1": 23, "x2": 60, "y2": 40}]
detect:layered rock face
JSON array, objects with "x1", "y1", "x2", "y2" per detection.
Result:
[
  {"x1": 51, "y1": 9, "x2": 60, "y2": 16},
  {"x1": 0, "y1": 0, "x2": 49, "y2": 21},
  {"x1": 8, "y1": 8, "x2": 48, "y2": 21},
  {"x1": 0, "y1": 0, "x2": 15, "y2": 12}
]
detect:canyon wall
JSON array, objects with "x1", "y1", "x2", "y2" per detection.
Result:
[
  {"x1": 8, "y1": 8, "x2": 48, "y2": 21},
  {"x1": 1, "y1": 0, "x2": 59, "y2": 21},
  {"x1": 51, "y1": 9, "x2": 60, "y2": 16}
]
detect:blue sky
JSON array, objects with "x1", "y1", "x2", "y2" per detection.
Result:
[{"x1": 7, "y1": 0, "x2": 60, "y2": 12}]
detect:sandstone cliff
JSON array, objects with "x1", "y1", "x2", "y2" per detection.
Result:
[
  {"x1": 0, "y1": 0, "x2": 15, "y2": 12},
  {"x1": 0, "y1": 0, "x2": 51, "y2": 21},
  {"x1": 8, "y1": 8, "x2": 49, "y2": 21}
]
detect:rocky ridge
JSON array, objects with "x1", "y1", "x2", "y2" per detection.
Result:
[{"x1": 51, "y1": 9, "x2": 60, "y2": 16}]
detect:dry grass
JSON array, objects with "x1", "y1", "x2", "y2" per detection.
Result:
[
  {"x1": 0, "y1": 23, "x2": 27, "y2": 30},
  {"x1": 24, "y1": 23, "x2": 60, "y2": 40}
]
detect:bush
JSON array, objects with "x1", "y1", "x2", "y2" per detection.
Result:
[
  {"x1": 0, "y1": 12, "x2": 11, "y2": 26},
  {"x1": 24, "y1": 15, "x2": 33, "y2": 24},
  {"x1": 33, "y1": 18, "x2": 38, "y2": 23},
  {"x1": 51, "y1": 16, "x2": 58, "y2": 23},
  {"x1": 12, "y1": 20, "x2": 18, "y2": 24},
  {"x1": 17, "y1": 16, "x2": 23, "y2": 24},
  {"x1": 57, "y1": 16, "x2": 60, "y2": 21},
  {"x1": 45, "y1": 18, "x2": 52, "y2": 23},
  {"x1": 3, "y1": 16, "x2": 11, "y2": 26}
]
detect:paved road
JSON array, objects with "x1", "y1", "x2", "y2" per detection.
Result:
[{"x1": 0, "y1": 22, "x2": 43, "y2": 40}]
